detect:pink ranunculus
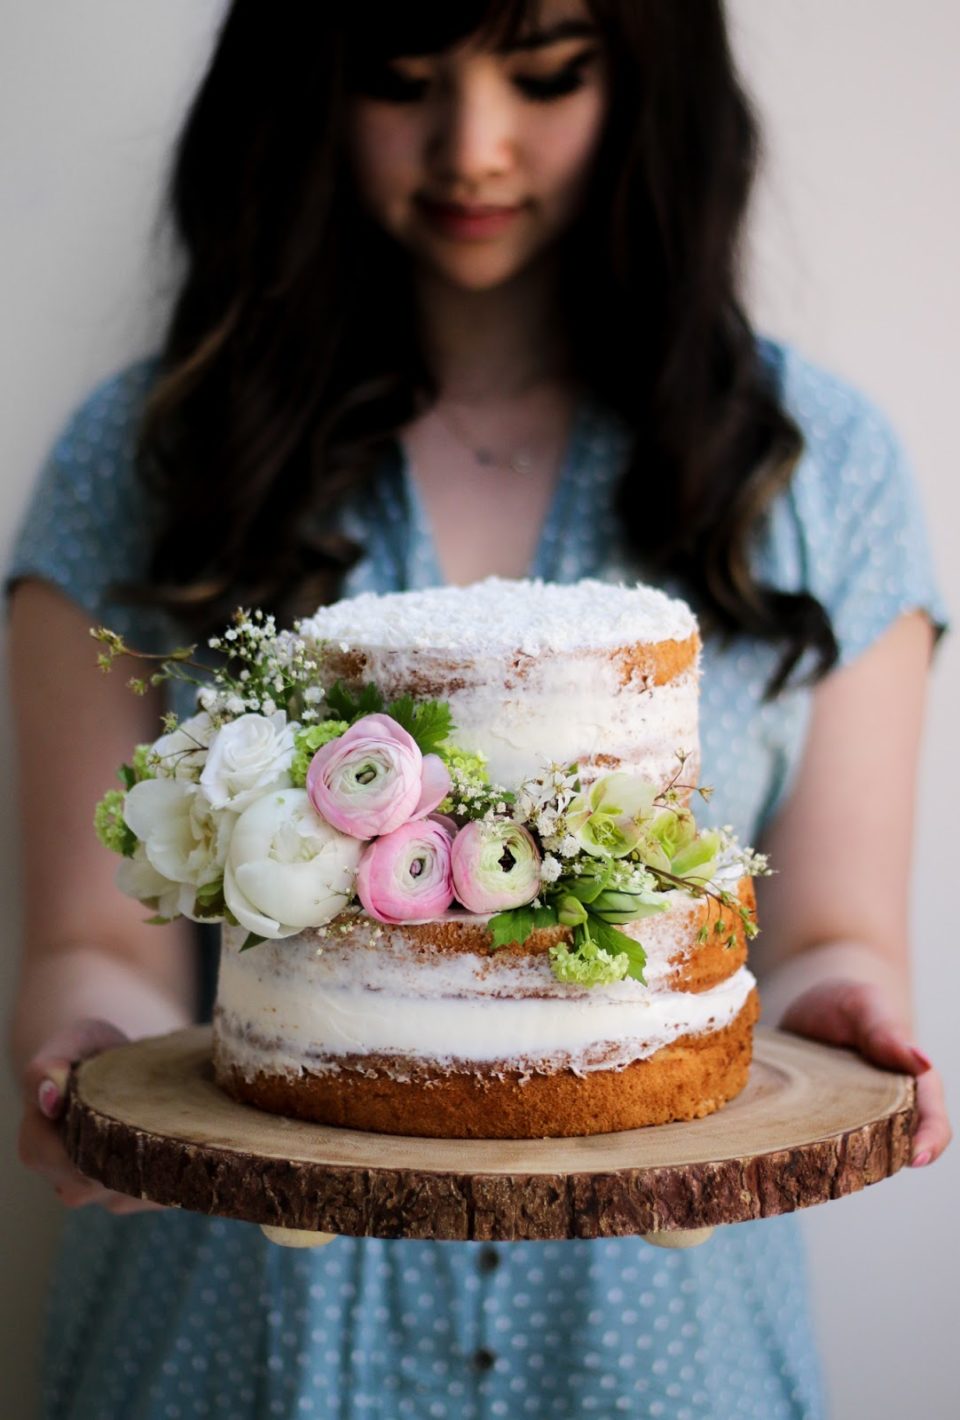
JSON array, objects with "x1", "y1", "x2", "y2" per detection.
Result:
[
  {"x1": 356, "y1": 818, "x2": 455, "y2": 924},
  {"x1": 305, "y1": 712, "x2": 451, "y2": 839},
  {"x1": 451, "y1": 820, "x2": 542, "y2": 913}
]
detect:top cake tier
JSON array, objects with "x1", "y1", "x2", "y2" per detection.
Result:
[{"x1": 299, "y1": 578, "x2": 700, "y2": 792}]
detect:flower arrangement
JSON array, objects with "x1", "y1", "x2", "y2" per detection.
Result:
[{"x1": 93, "y1": 610, "x2": 767, "y2": 988}]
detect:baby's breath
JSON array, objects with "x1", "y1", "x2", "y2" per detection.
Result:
[{"x1": 540, "y1": 854, "x2": 563, "y2": 884}]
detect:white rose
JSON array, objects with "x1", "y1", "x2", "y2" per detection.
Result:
[
  {"x1": 124, "y1": 777, "x2": 230, "y2": 887},
  {"x1": 151, "y1": 711, "x2": 216, "y2": 782},
  {"x1": 115, "y1": 848, "x2": 195, "y2": 920},
  {"x1": 199, "y1": 711, "x2": 296, "y2": 812},
  {"x1": 224, "y1": 789, "x2": 362, "y2": 940}
]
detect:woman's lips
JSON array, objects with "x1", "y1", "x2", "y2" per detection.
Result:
[{"x1": 416, "y1": 198, "x2": 523, "y2": 240}]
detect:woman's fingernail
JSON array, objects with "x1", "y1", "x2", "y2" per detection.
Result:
[
  {"x1": 910, "y1": 1047, "x2": 934, "y2": 1073},
  {"x1": 37, "y1": 1079, "x2": 62, "y2": 1119},
  {"x1": 911, "y1": 1150, "x2": 932, "y2": 1168}
]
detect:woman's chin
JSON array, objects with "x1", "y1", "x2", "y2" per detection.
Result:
[{"x1": 416, "y1": 248, "x2": 542, "y2": 294}]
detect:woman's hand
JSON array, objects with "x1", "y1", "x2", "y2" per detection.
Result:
[
  {"x1": 779, "y1": 978, "x2": 951, "y2": 1169},
  {"x1": 18, "y1": 1018, "x2": 165, "y2": 1214},
  {"x1": 754, "y1": 615, "x2": 951, "y2": 1172}
]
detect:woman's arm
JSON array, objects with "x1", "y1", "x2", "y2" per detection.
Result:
[
  {"x1": 754, "y1": 609, "x2": 951, "y2": 1167},
  {"x1": 8, "y1": 579, "x2": 196, "y2": 1208}
]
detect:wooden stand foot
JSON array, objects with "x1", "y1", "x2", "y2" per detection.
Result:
[
  {"x1": 642, "y1": 1227, "x2": 715, "y2": 1249},
  {"x1": 259, "y1": 1225, "x2": 338, "y2": 1249}
]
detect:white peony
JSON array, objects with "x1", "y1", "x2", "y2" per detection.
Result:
[
  {"x1": 151, "y1": 711, "x2": 216, "y2": 782},
  {"x1": 199, "y1": 711, "x2": 296, "y2": 812},
  {"x1": 224, "y1": 788, "x2": 362, "y2": 940},
  {"x1": 115, "y1": 848, "x2": 196, "y2": 921},
  {"x1": 123, "y1": 777, "x2": 231, "y2": 888}
]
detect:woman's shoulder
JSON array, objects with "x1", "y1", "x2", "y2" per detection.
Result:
[
  {"x1": 7, "y1": 355, "x2": 169, "y2": 642},
  {"x1": 758, "y1": 336, "x2": 905, "y2": 480},
  {"x1": 48, "y1": 356, "x2": 161, "y2": 463},
  {"x1": 18, "y1": 356, "x2": 162, "y2": 529},
  {"x1": 757, "y1": 334, "x2": 929, "y2": 543},
  {"x1": 755, "y1": 336, "x2": 946, "y2": 664}
]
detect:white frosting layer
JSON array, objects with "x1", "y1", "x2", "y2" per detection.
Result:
[
  {"x1": 215, "y1": 919, "x2": 754, "y2": 1079},
  {"x1": 351, "y1": 652, "x2": 696, "y2": 793},
  {"x1": 300, "y1": 579, "x2": 701, "y2": 793},
  {"x1": 300, "y1": 577, "x2": 698, "y2": 654}
]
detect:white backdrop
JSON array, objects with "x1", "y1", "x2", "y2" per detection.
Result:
[{"x1": 1, "y1": 3, "x2": 957, "y2": 1416}]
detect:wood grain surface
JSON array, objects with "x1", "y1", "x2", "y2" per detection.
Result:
[{"x1": 63, "y1": 1025, "x2": 916, "y2": 1240}]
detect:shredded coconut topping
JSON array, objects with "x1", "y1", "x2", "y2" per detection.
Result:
[{"x1": 300, "y1": 577, "x2": 697, "y2": 654}]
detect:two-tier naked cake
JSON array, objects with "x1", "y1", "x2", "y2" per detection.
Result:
[{"x1": 211, "y1": 580, "x2": 760, "y2": 1138}]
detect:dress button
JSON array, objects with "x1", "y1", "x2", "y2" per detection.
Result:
[
  {"x1": 478, "y1": 1246, "x2": 500, "y2": 1273},
  {"x1": 472, "y1": 1347, "x2": 496, "y2": 1372}
]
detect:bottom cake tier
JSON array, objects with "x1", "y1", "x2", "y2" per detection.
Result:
[
  {"x1": 215, "y1": 990, "x2": 758, "y2": 1138},
  {"x1": 212, "y1": 887, "x2": 758, "y2": 1139}
]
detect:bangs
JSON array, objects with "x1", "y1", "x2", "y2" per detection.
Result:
[{"x1": 344, "y1": 0, "x2": 542, "y2": 60}]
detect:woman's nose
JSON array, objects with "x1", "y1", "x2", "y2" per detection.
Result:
[{"x1": 428, "y1": 74, "x2": 515, "y2": 186}]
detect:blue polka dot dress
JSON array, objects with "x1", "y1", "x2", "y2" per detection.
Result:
[{"x1": 8, "y1": 340, "x2": 946, "y2": 1419}]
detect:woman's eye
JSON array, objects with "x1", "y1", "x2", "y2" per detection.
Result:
[
  {"x1": 351, "y1": 50, "x2": 598, "y2": 107},
  {"x1": 514, "y1": 51, "x2": 597, "y2": 102},
  {"x1": 352, "y1": 66, "x2": 430, "y2": 105}
]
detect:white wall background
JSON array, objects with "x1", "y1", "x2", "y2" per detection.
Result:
[{"x1": 1, "y1": 3, "x2": 956, "y2": 1416}]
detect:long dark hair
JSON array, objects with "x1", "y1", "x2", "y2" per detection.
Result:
[{"x1": 136, "y1": 0, "x2": 837, "y2": 696}]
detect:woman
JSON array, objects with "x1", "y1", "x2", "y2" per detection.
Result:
[{"x1": 8, "y1": 2, "x2": 950, "y2": 1416}]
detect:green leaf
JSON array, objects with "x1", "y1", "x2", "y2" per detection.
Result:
[
  {"x1": 489, "y1": 907, "x2": 533, "y2": 949},
  {"x1": 325, "y1": 680, "x2": 384, "y2": 723},
  {"x1": 560, "y1": 858, "x2": 613, "y2": 905},
  {"x1": 591, "y1": 887, "x2": 668, "y2": 924},
  {"x1": 386, "y1": 695, "x2": 455, "y2": 757},
  {"x1": 586, "y1": 915, "x2": 646, "y2": 983},
  {"x1": 195, "y1": 877, "x2": 224, "y2": 906},
  {"x1": 488, "y1": 903, "x2": 557, "y2": 950},
  {"x1": 531, "y1": 904, "x2": 559, "y2": 930},
  {"x1": 143, "y1": 914, "x2": 174, "y2": 926},
  {"x1": 354, "y1": 683, "x2": 385, "y2": 717},
  {"x1": 239, "y1": 932, "x2": 267, "y2": 952},
  {"x1": 193, "y1": 878, "x2": 227, "y2": 919},
  {"x1": 324, "y1": 683, "x2": 354, "y2": 719},
  {"x1": 118, "y1": 763, "x2": 136, "y2": 791},
  {"x1": 382, "y1": 693, "x2": 417, "y2": 735}
]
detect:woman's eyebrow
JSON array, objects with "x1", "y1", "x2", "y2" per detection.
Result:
[{"x1": 500, "y1": 19, "x2": 599, "y2": 53}]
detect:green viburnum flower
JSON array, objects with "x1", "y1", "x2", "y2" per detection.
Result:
[
  {"x1": 549, "y1": 938, "x2": 630, "y2": 987},
  {"x1": 289, "y1": 721, "x2": 349, "y2": 787},
  {"x1": 131, "y1": 743, "x2": 157, "y2": 783},
  {"x1": 438, "y1": 744, "x2": 490, "y2": 812},
  {"x1": 439, "y1": 744, "x2": 488, "y2": 777},
  {"x1": 94, "y1": 789, "x2": 136, "y2": 857},
  {"x1": 566, "y1": 773, "x2": 657, "y2": 858}
]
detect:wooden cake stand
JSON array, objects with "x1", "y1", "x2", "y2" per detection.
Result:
[{"x1": 63, "y1": 1025, "x2": 916, "y2": 1249}]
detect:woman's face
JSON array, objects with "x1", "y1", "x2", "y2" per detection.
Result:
[{"x1": 347, "y1": 1, "x2": 608, "y2": 291}]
